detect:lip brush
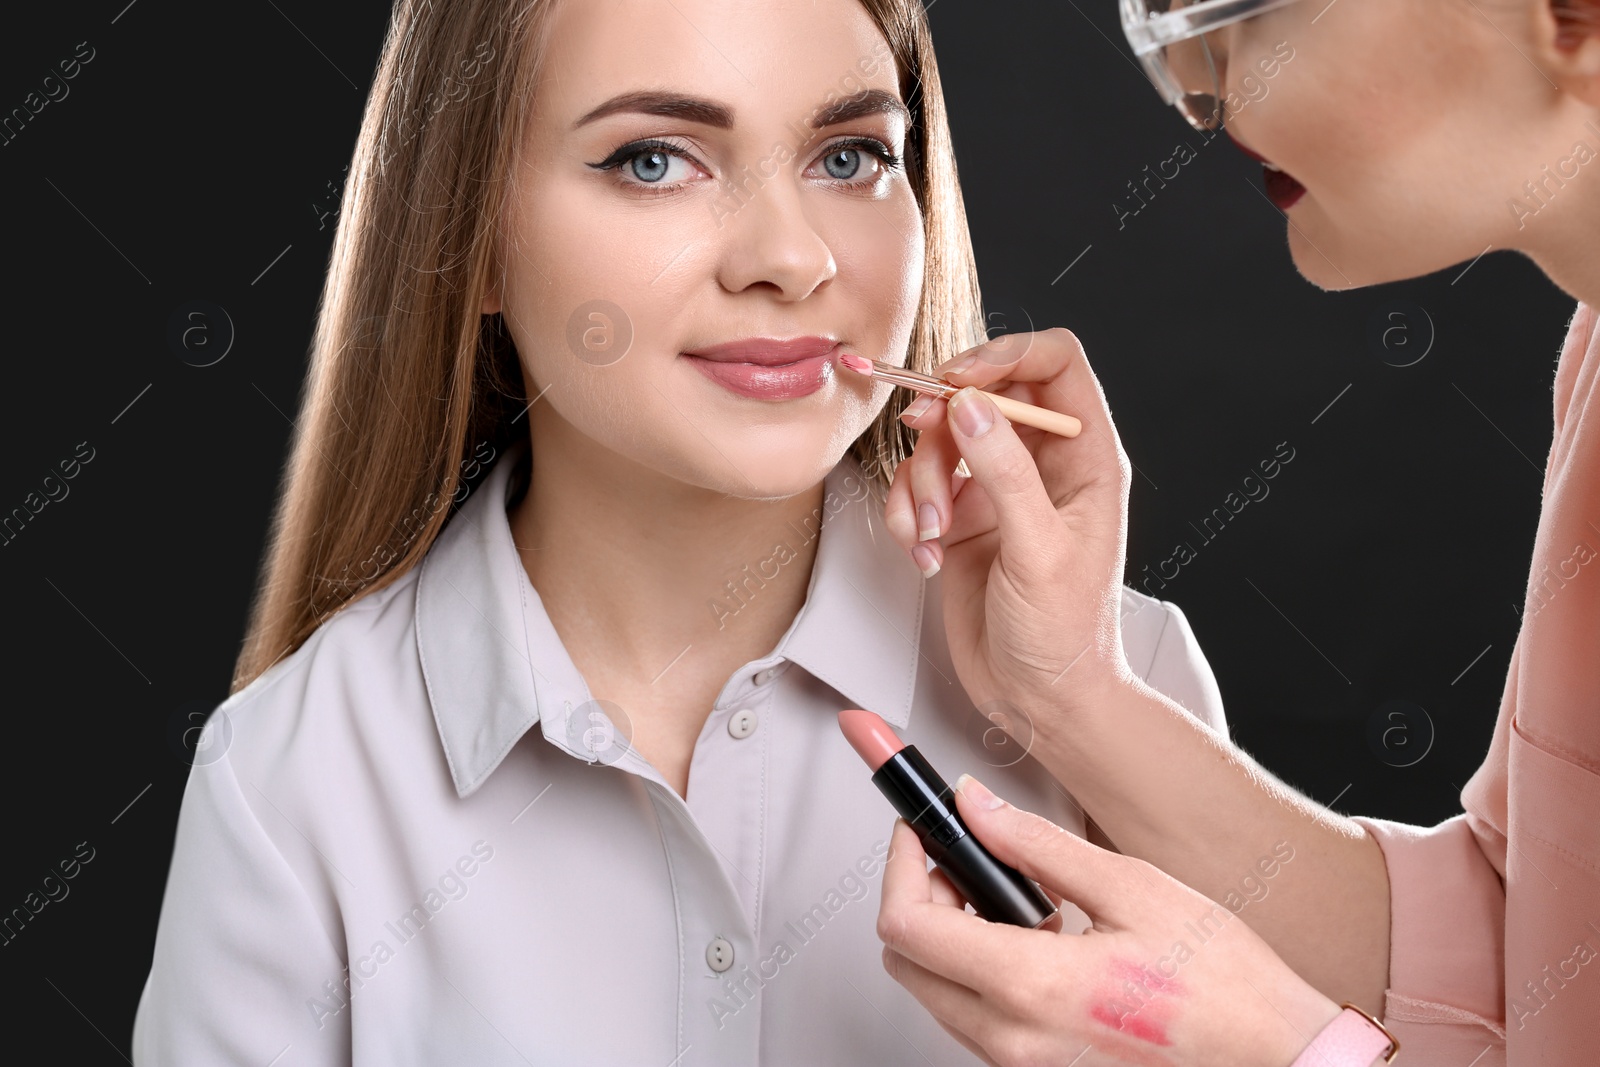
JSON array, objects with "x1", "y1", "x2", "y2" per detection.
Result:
[{"x1": 838, "y1": 353, "x2": 1082, "y2": 438}]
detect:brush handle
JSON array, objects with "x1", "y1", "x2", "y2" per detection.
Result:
[
  {"x1": 984, "y1": 391, "x2": 1082, "y2": 438},
  {"x1": 877, "y1": 363, "x2": 1083, "y2": 438}
]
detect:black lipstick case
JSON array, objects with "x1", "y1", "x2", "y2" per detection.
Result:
[{"x1": 872, "y1": 745, "x2": 1057, "y2": 928}]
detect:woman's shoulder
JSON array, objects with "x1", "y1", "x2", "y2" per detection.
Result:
[
  {"x1": 206, "y1": 566, "x2": 431, "y2": 782},
  {"x1": 1117, "y1": 586, "x2": 1228, "y2": 736}
]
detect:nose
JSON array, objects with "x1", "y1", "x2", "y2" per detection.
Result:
[{"x1": 713, "y1": 174, "x2": 838, "y2": 302}]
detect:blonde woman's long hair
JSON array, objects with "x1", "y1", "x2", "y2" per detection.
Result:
[{"x1": 233, "y1": 0, "x2": 985, "y2": 692}]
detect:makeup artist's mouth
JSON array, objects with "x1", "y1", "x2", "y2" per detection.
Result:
[
  {"x1": 681, "y1": 336, "x2": 840, "y2": 401},
  {"x1": 1228, "y1": 132, "x2": 1306, "y2": 211}
]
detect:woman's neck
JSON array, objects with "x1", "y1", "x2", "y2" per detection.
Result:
[
  {"x1": 1519, "y1": 107, "x2": 1600, "y2": 311},
  {"x1": 508, "y1": 414, "x2": 827, "y2": 700},
  {"x1": 1529, "y1": 235, "x2": 1600, "y2": 314}
]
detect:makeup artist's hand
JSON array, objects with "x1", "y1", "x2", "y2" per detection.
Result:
[
  {"x1": 877, "y1": 774, "x2": 1340, "y2": 1067},
  {"x1": 886, "y1": 330, "x2": 1134, "y2": 721}
]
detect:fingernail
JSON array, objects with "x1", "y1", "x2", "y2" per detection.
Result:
[
  {"x1": 949, "y1": 388, "x2": 994, "y2": 438},
  {"x1": 955, "y1": 773, "x2": 1004, "y2": 810},
  {"x1": 900, "y1": 396, "x2": 934, "y2": 421},
  {"x1": 910, "y1": 543, "x2": 939, "y2": 578},
  {"x1": 917, "y1": 502, "x2": 940, "y2": 542},
  {"x1": 939, "y1": 356, "x2": 978, "y2": 378}
]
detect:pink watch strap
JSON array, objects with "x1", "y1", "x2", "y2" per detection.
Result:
[{"x1": 1289, "y1": 1005, "x2": 1399, "y2": 1066}]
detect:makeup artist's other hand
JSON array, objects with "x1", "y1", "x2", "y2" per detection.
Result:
[
  {"x1": 886, "y1": 330, "x2": 1132, "y2": 719},
  {"x1": 878, "y1": 775, "x2": 1339, "y2": 1067}
]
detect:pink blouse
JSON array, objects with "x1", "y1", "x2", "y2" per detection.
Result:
[{"x1": 1351, "y1": 303, "x2": 1600, "y2": 1065}]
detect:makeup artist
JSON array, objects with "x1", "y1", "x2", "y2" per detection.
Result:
[{"x1": 874, "y1": 1, "x2": 1600, "y2": 1064}]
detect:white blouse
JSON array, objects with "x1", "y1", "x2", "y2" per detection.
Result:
[{"x1": 133, "y1": 439, "x2": 1227, "y2": 1066}]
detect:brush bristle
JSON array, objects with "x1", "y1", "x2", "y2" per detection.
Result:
[{"x1": 838, "y1": 352, "x2": 873, "y2": 375}]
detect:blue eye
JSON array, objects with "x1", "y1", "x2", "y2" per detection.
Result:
[
  {"x1": 823, "y1": 148, "x2": 862, "y2": 180},
  {"x1": 589, "y1": 139, "x2": 701, "y2": 186},
  {"x1": 631, "y1": 150, "x2": 672, "y2": 182},
  {"x1": 806, "y1": 138, "x2": 900, "y2": 185}
]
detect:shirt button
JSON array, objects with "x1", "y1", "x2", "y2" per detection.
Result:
[
  {"x1": 753, "y1": 666, "x2": 780, "y2": 686},
  {"x1": 706, "y1": 937, "x2": 735, "y2": 972},
  {"x1": 727, "y1": 709, "x2": 758, "y2": 740}
]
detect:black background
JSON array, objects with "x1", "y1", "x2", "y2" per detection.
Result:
[{"x1": 0, "y1": 0, "x2": 1573, "y2": 1057}]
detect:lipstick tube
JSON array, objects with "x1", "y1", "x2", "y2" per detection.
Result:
[{"x1": 840, "y1": 709, "x2": 1057, "y2": 929}]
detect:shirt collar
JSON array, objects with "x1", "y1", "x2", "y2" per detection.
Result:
[{"x1": 416, "y1": 438, "x2": 926, "y2": 798}]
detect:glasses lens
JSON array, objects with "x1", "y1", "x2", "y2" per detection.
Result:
[
  {"x1": 1169, "y1": 34, "x2": 1223, "y2": 129},
  {"x1": 1146, "y1": 0, "x2": 1224, "y2": 131}
]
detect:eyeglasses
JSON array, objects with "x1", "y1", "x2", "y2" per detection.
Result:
[{"x1": 1119, "y1": 0, "x2": 1305, "y2": 131}]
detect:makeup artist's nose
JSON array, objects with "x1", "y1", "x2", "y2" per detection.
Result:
[{"x1": 714, "y1": 180, "x2": 837, "y2": 301}]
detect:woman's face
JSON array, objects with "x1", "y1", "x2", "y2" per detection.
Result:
[
  {"x1": 487, "y1": 0, "x2": 923, "y2": 500},
  {"x1": 1212, "y1": 0, "x2": 1588, "y2": 289}
]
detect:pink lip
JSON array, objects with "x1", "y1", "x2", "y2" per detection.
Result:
[
  {"x1": 1227, "y1": 131, "x2": 1306, "y2": 211},
  {"x1": 682, "y1": 336, "x2": 840, "y2": 400}
]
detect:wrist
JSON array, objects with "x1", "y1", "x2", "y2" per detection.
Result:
[
  {"x1": 1195, "y1": 970, "x2": 1343, "y2": 1067},
  {"x1": 1260, "y1": 984, "x2": 1343, "y2": 1066},
  {"x1": 1020, "y1": 665, "x2": 1144, "y2": 770},
  {"x1": 1282, "y1": 1000, "x2": 1398, "y2": 1067}
]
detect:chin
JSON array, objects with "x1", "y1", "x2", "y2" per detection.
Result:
[
  {"x1": 684, "y1": 428, "x2": 854, "y2": 502},
  {"x1": 1285, "y1": 202, "x2": 1494, "y2": 291},
  {"x1": 1288, "y1": 253, "x2": 1364, "y2": 291},
  {"x1": 1285, "y1": 228, "x2": 1419, "y2": 292}
]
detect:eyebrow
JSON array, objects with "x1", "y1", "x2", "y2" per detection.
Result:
[
  {"x1": 571, "y1": 88, "x2": 910, "y2": 132},
  {"x1": 810, "y1": 89, "x2": 910, "y2": 130},
  {"x1": 573, "y1": 91, "x2": 733, "y2": 130}
]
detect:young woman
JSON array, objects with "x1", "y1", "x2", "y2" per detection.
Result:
[
  {"x1": 875, "y1": 1, "x2": 1600, "y2": 1064},
  {"x1": 131, "y1": 1, "x2": 1230, "y2": 1064}
]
